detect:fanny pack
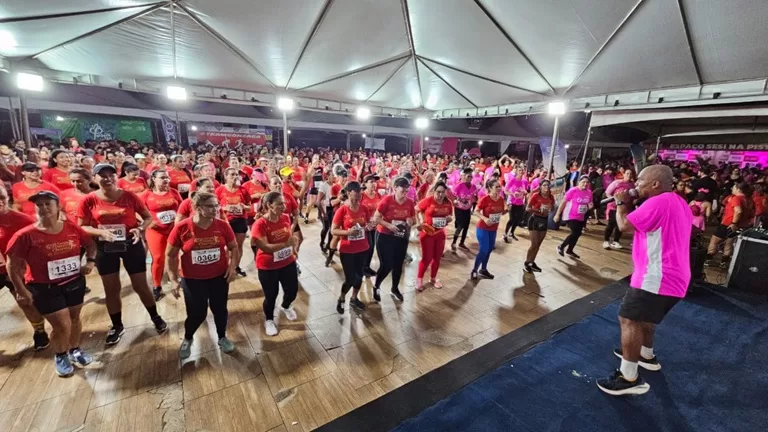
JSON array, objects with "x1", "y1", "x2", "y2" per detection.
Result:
[{"x1": 99, "y1": 240, "x2": 130, "y2": 254}]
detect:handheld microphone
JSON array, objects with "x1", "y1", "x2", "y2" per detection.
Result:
[{"x1": 600, "y1": 188, "x2": 638, "y2": 205}]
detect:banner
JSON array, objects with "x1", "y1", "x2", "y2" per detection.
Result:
[
  {"x1": 160, "y1": 114, "x2": 177, "y2": 143},
  {"x1": 412, "y1": 137, "x2": 459, "y2": 155},
  {"x1": 538, "y1": 137, "x2": 567, "y2": 176},
  {"x1": 629, "y1": 143, "x2": 647, "y2": 173},
  {"x1": 189, "y1": 124, "x2": 272, "y2": 149},
  {"x1": 499, "y1": 140, "x2": 511, "y2": 155},
  {"x1": 665, "y1": 143, "x2": 768, "y2": 151},
  {"x1": 364, "y1": 137, "x2": 386, "y2": 150},
  {"x1": 41, "y1": 114, "x2": 152, "y2": 143},
  {"x1": 31, "y1": 127, "x2": 62, "y2": 141}
]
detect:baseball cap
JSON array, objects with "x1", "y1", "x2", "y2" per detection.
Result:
[
  {"x1": 134, "y1": 153, "x2": 146, "y2": 159},
  {"x1": 20, "y1": 162, "x2": 41, "y2": 172},
  {"x1": 93, "y1": 163, "x2": 118, "y2": 175},
  {"x1": 345, "y1": 181, "x2": 362, "y2": 193},
  {"x1": 28, "y1": 191, "x2": 59, "y2": 203},
  {"x1": 279, "y1": 167, "x2": 294, "y2": 177}
]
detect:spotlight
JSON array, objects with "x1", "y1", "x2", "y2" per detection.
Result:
[
  {"x1": 362, "y1": 134, "x2": 367, "y2": 138},
  {"x1": 415, "y1": 117, "x2": 429, "y2": 129},
  {"x1": 166, "y1": 85, "x2": 187, "y2": 100},
  {"x1": 424, "y1": 137, "x2": 430, "y2": 141},
  {"x1": 548, "y1": 101, "x2": 566, "y2": 116},
  {"x1": 277, "y1": 97, "x2": 294, "y2": 111},
  {"x1": 55, "y1": 116, "x2": 64, "y2": 121},
  {"x1": 191, "y1": 125, "x2": 198, "y2": 131},
  {"x1": 478, "y1": 140, "x2": 484, "y2": 145},
  {"x1": 356, "y1": 107, "x2": 371, "y2": 120},
  {"x1": 17, "y1": 72, "x2": 43, "y2": 92}
]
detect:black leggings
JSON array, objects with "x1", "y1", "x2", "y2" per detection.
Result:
[
  {"x1": 321, "y1": 205, "x2": 335, "y2": 247},
  {"x1": 182, "y1": 275, "x2": 229, "y2": 340},
  {"x1": 340, "y1": 251, "x2": 367, "y2": 297},
  {"x1": 604, "y1": 210, "x2": 622, "y2": 242},
  {"x1": 505, "y1": 204, "x2": 525, "y2": 235},
  {"x1": 452, "y1": 208, "x2": 471, "y2": 245},
  {"x1": 257, "y1": 261, "x2": 299, "y2": 320},
  {"x1": 375, "y1": 233, "x2": 408, "y2": 290},
  {"x1": 560, "y1": 220, "x2": 586, "y2": 252},
  {"x1": 364, "y1": 230, "x2": 377, "y2": 270}
]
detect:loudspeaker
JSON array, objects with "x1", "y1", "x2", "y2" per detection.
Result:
[{"x1": 727, "y1": 236, "x2": 768, "y2": 294}]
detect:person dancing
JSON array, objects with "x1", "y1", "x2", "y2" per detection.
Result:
[
  {"x1": 554, "y1": 175, "x2": 594, "y2": 259},
  {"x1": 603, "y1": 170, "x2": 636, "y2": 250},
  {"x1": 451, "y1": 168, "x2": 477, "y2": 251},
  {"x1": 360, "y1": 175, "x2": 382, "y2": 276},
  {"x1": 142, "y1": 169, "x2": 183, "y2": 300},
  {"x1": 416, "y1": 181, "x2": 453, "y2": 290},
  {"x1": 373, "y1": 176, "x2": 415, "y2": 302},
  {"x1": 216, "y1": 168, "x2": 251, "y2": 276},
  {"x1": 503, "y1": 165, "x2": 529, "y2": 243},
  {"x1": 597, "y1": 165, "x2": 692, "y2": 395},
  {"x1": 472, "y1": 179, "x2": 505, "y2": 280},
  {"x1": 524, "y1": 180, "x2": 555, "y2": 273},
  {"x1": 331, "y1": 182, "x2": 372, "y2": 313}
]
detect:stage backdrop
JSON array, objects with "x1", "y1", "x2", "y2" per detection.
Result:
[
  {"x1": 412, "y1": 137, "x2": 459, "y2": 155},
  {"x1": 188, "y1": 124, "x2": 272, "y2": 149},
  {"x1": 41, "y1": 114, "x2": 152, "y2": 143},
  {"x1": 660, "y1": 150, "x2": 768, "y2": 167},
  {"x1": 538, "y1": 136, "x2": 567, "y2": 176}
]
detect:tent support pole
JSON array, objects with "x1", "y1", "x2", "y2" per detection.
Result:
[
  {"x1": 19, "y1": 93, "x2": 31, "y2": 149},
  {"x1": 420, "y1": 132, "x2": 424, "y2": 161},
  {"x1": 345, "y1": 132, "x2": 350, "y2": 151},
  {"x1": 580, "y1": 128, "x2": 592, "y2": 170},
  {"x1": 282, "y1": 111, "x2": 289, "y2": 156},
  {"x1": 546, "y1": 116, "x2": 560, "y2": 177},
  {"x1": 8, "y1": 97, "x2": 20, "y2": 141},
  {"x1": 175, "y1": 111, "x2": 181, "y2": 146},
  {"x1": 654, "y1": 136, "x2": 661, "y2": 155}
]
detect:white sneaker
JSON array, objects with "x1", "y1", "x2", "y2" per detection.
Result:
[
  {"x1": 602, "y1": 241, "x2": 610, "y2": 249},
  {"x1": 265, "y1": 320, "x2": 279, "y2": 336},
  {"x1": 610, "y1": 241, "x2": 622, "y2": 250},
  {"x1": 281, "y1": 306, "x2": 297, "y2": 321}
]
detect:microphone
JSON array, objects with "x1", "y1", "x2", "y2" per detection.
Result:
[{"x1": 600, "y1": 188, "x2": 638, "y2": 205}]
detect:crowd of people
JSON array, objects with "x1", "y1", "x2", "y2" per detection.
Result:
[{"x1": 0, "y1": 136, "x2": 766, "y2": 379}]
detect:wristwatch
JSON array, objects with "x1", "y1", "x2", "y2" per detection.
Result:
[{"x1": 615, "y1": 199, "x2": 625, "y2": 206}]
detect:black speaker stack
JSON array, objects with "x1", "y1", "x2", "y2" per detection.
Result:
[{"x1": 726, "y1": 229, "x2": 768, "y2": 294}]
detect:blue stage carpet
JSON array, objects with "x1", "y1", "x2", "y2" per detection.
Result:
[{"x1": 393, "y1": 287, "x2": 768, "y2": 432}]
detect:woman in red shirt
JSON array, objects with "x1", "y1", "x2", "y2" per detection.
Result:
[
  {"x1": 166, "y1": 192, "x2": 239, "y2": 359},
  {"x1": 141, "y1": 169, "x2": 183, "y2": 299},
  {"x1": 416, "y1": 181, "x2": 453, "y2": 290},
  {"x1": 6, "y1": 191, "x2": 97, "y2": 377},
  {"x1": 167, "y1": 155, "x2": 192, "y2": 197},
  {"x1": 524, "y1": 180, "x2": 556, "y2": 273},
  {"x1": 242, "y1": 169, "x2": 269, "y2": 218},
  {"x1": 117, "y1": 164, "x2": 148, "y2": 194},
  {"x1": 77, "y1": 164, "x2": 167, "y2": 345},
  {"x1": 373, "y1": 176, "x2": 416, "y2": 302},
  {"x1": 707, "y1": 182, "x2": 754, "y2": 264},
  {"x1": 251, "y1": 191, "x2": 299, "y2": 337},
  {"x1": 60, "y1": 168, "x2": 96, "y2": 222},
  {"x1": 361, "y1": 175, "x2": 382, "y2": 276},
  {"x1": 331, "y1": 182, "x2": 373, "y2": 313},
  {"x1": 12, "y1": 162, "x2": 61, "y2": 217},
  {"x1": 472, "y1": 179, "x2": 505, "y2": 281},
  {"x1": 323, "y1": 168, "x2": 349, "y2": 266},
  {"x1": 176, "y1": 178, "x2": 217, "y2": 222},
  {"x1": 42, "y1": 149, "x2": 74, "y2": 191},
  {"x1": 216, "y1": 168, "x2": 251, "y2": 277}
]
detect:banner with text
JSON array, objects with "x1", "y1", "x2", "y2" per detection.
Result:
[
  {"x1": 189, "y1": 124, "x2": 272, "y2": 149},
  {"x1": 663, "y1": 143, "x2": 768, "y2": 151},
  {"x1": 41, "y1": 114, "x2": 152, "y2": 143}
]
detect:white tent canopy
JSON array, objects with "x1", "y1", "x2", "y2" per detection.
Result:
[{"x1": 2, "y1": 0, "x2": 768, "y2": 116}]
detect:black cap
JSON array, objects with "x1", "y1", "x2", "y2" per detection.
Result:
[
  {"x1": 20, "y1": 162, "x2": 41, "y2": 172},
  {"x1": 337, "y1": 169, "x2": 348, "y2": 178},
  {"x1": 93, "y1": 163, "x2": 118, "y2": 175},
  {"x1": 28, "y1": 191, "x2": 59, "y2": 203},
  {"x1": 345, "y1": 181, "x2": 362, "y2": 193},
  {"x1": 363, "y1": 175, "x2": 379, "y2": 183}
]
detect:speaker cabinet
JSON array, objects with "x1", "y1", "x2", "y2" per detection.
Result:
[{"x1": 727, "y1": 236, "x2": 768, "y2": 294}]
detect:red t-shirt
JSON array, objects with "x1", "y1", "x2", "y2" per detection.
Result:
[
  {"x1": 77, "y1": 191, "x2": 147, "y2": 239},
  {"x1": 417, "y1": 196, "x2": 453, "y2": 229},
  {"x1": 168, "y1": 218, "x2": 235, "y2": 279},
  {"x1": 332, "y1": 204, "x2": 371, "y2": 254},
  {"x1": 216, "y1": 185, "x2": 251, "y2": 221},
  {"x1": 242, "y1": 180, "x2": 268, "y2": 214},
  {"x1": 7, "y1": 221, "x2": 92, "y2": 284},
  {"x1": 721, "y1": 195, "x2": 747, "y2": 227},
  {"x1": 476, "y1": 195, "x2": 505, "y2": 231},
  {"x1": 292, "y1": 166, "x2": 305, "y2": 183},
  {"x1": 361, "y1": 191, "x2": 381, "y2": 216},
  {"x1": 0, "y1": 210, "x2": 35, "y2": 274},
  {"x1": 189, "y1": 178, "x2": 220, "y2": 192},
  {"x1": 41, "y1": 167, "x2": 73, "y2": 190},
  {"x1": 376, "y1": 195, "x2": 416, "y2": 235},
  {"x1": 167, "y1": 167, "x2": 192, "y2": 194},
  {"x1": 12, "y1": 181, "x2": 61, "y2": 217},
  {"x1": 250, "y1": 214, "x2": 295, "y2": 270},
  {"x1": 141, "y1": 189, "x2": 183, "y2": 235},
  {"x1": 59, "y1": 189, "x2": 88, "y2": 221},
  {"x1": 375, "y1": 179, "x2": 388, "y2": 196},
  {"x1": 331, "y1": 183, "x2": 344, "y2": 208},
  {"x1": 117, "y1": 177, "x2": 148, "y2": 194},
  {"x1": 528, "y1": 192, "x2": 555, "y2": 214},
  {"x1": 283, "y1": 192, "x2": 298, "y2": 217}
]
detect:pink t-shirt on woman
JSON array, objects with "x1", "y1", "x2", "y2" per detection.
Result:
[
  {"x1": 504, "y1": 175, "x2": 528, "y2": 206},
  {"x1": 627, "y1": 192, "x2": 693, "y2": 298},
  {"x1": 452, "y1": 182, "x2": 477, "y2": 210},
  {"x1": 562, "y1": 187, "x2": 593, "y2": 221},
  {"x1": 605, "y1": 180, "x2": 635, "y2": 212}
]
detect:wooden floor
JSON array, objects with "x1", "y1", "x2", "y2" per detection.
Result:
[{"x1": 0, "y1": 218, "x2": 643, "y2": 432}]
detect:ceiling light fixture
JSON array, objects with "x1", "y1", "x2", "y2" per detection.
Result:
[
  {"x1": 415, "y1": 117, "x2": 429, "y2": 130},
  {"x1": 0, "y1": 31, "x2": 17, "y2": 50},
  {"x1": 277, "y1": 97, "x2": 294, "y2": 111},
  {"x1": 167, "y1": 85, "x2": 187, "y2": 100},
  {"x1": 548, "y1": 101, "x2": 566, "y2": 116},
  {"x1": 356, "y1": 107, "x2": 371, "y2": 120},
  {"x1": 17, "y1": 72, "x2": 43, "y2": 92}
]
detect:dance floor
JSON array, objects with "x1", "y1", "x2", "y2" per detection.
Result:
[{"x1": 0, "y1": 220, "x2": 638, "y2": 431}]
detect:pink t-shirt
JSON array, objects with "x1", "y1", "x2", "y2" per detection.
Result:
[
  {"x1": 504, "y1": 175, "x2": 528, "y2": 206},
  {"x1": 605, "y1": 180, "x2": 635, "y2": 212},
  {"x1": 452, "y1": 182, "x2": 477, "y2": 210},
  {"x1": 562, "y1": 187, "x2": 592, "y2": 221},
  {"x1": 447, "y1": 170, "x2": 460, "y2": 188},
  {"x1": 530, "y1": 177, "x2": 545, "y2": 191},
  {"x1": 627, "y1": 192, "x2": 693, "y2": 298}
]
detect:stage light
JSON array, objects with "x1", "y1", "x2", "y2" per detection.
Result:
[
  {"x1": 0, "y1": 31, "x2": 17, "y2": 50},
  {"x1": 424, "y1": 137, "x2": 430, "y2": 141},
  {"x1": 548, "y1": 101, "x2": 566, "y2": 116},
  {"x1": 478, "y1": 140, "x2": 484, "y2": 145},
  {"x1": 55, "y1": 116, "x2": 64, "y2": 121},
  {"x1": 415, "y1": 117, "x2": 429, "y2": 129},
  {"x1": 362, "y1": 134, "x2": 367, "y2": 138},
  {"x1": 565, "y1": 144, "x2": 570, "y2": 149},
  {"x1": 277, "y1": 97, "x2": 294, "y2": 111},
  {"x1": 191, "y1": 125, "x2": 198, "y2": 131},
  {"x1": 17, "y1": 72, "x2": 43, "y2": 92},
  {"x1": 287, "y1": 130, "x2": 292, "y2": 134},
  {"x1": 167, "y1": 85, "x2": 187, "y2": 100},
  {"x1": 356, "y1": 107, "x2": 371, "y2": 120}
]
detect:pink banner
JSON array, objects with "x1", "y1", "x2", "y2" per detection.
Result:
[{"x1": 412, "y1": 137, "x2": 459, "y2": 155}]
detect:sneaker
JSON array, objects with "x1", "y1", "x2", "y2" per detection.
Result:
[
  {"x1": 431, "y1": 278, "x2": 443, "y2": 289},
  {"x1": 510, "y1": 234, "x2": 519, "y2": 241},
  {"x1": 373, "y1": 287, "x2": 381, "y2": 302},
  {"x1": 556, "y1": 245, "x2": 564, "y2": 257},
  {"x1": 613, "y1": 348, "x2": 662, "y2": 371},
  {"x1": 336, "y1": 298, "x2": 345, "y2": 314},
  {"x1": 479, "y1": 269, "x2": 495, "y2": 279},
  {"x1": 296, "y1": 263, "x2": 302, "y2": 276},
  {"x1": 54, "y1": 353, "x2": 74, "y2": 377},
  {"x1": 416, "y1": 278, "x2": 424, "y2": 292},
  {"x1": 471, "y1": 270, "x2": 479, "y2": 281},
  {"x1": 391, "y1": 287, "x2": 404, "y2": 302},
  {"x1": 325, "y1": 253, "x2": 334, "y2": 267},
  {"x1": 152, "y1": 316, "x2": 168, "y2": 334},
  {"x1": 153, "y1": 286, "x2": 164, "y2": 301},
  {"x1": 179, "y1": 339, "x2": 193, "y2": 359},
  {"x1": 459, "y1": 243, "x2": 470, "y2": 251},
  {"x1": 304, "y1": 216, "x2": 309, "y2": 225},
  {"x1": 451, "y1": 243, "x2": 457, "y2": 252},
  {"x1": 610, "y1": 241, "x2": 622, "y2": 250},
  {"x1": 523, "y1": 262, "x2": 534, "y2": 273},
  {"x1": 603, "y1": 241, "x2": 611, "y2": 250},
  {"x1": 530, "y1": 262, "x2": 542, "y2": 273},
  {"x1": 281, "y1": 306, "x2": 298, "y2": 321},
  {"x1": 84, "y1": 286, "x2": 92, "y2": 294},
  {"x1": 105, "y1": 326, "x2": 125, "y2": 345},
  {"x1": 236, "y1": 267, "x2": 247, "y2": 277},
  {"x1": 596, "y1": 370, "x2": 650, "y2": 396},
  {"x1": 404, "y1": 254, "x2": 413, "y2": 264},
  {"x1": 69, "y1": 348, "x2": 93, "y2": 367},
  {"x1": 364, "y1": 268, "x2": 377, "y2": 277},
  {"x1": 33, "y1": 331, "x2": 50, "y2": 351},
  {"x1": 265, "y1": 320, "x2": 279, "y2": 336},
  {"x1": 320, "y1": 244, "x2": 327, "y2": 254},
  {"x1": 503, "y1": 235, "x2": 510, "y2": 244},
  {"x1": 218, "y1": 337, "x2": 236, "y2": 354},
  {"x1": 566, "y1": 250, "x2": 581, "y2": 259},
  {"x1": 350, "y1": 297, "x2": 367, "y2": 310}
]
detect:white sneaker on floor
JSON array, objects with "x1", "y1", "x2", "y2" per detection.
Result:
[
  {"x1": 602, "y1": 241, "x2": 610, "y2": 250},
  {"x1": 610, "y1": 241, "x2": 622, "y2": 250},
  {"x1": 265, "y1": 320, "x2": 279, "y2": 336},
  {"x1": 281, "y1": 306, "x2": 298, "y2": 321}
]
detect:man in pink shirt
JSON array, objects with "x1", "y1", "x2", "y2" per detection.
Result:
[{"x1": 597, "y1": 165, "x2": 692, "y2": 396}]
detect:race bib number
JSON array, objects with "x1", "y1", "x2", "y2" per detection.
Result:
[
  {"x1": 157, "y1": 210, "x2": 176, "y2": 224},
  {"x1": 489, "y1": 213, "x2": 501, "y2": 224},
  {"x1": 274, "y1": 246, "x2": 293, "y2": 262},
  {"x1": 47, "y1": 256, "x2": 80, "y2": 280},
  {"x1": 540, "y1": 205, "x2": 551, "y2": 213},
  {"x1": 226, "y1": 205, "x2": 243, "y2": 216},
  {"x1": 177, "y1": 183, "x2": 190, "y2": 193},
  {"x1": 577, "y1": 204, "x2": 588, "y2": 214},
  {"x1": 314, "y1": 181, "x2": 323, "y2": 189},
  {"x1": 432, "y1": 217, "x2": 447, "y2": 229},
  {"x1": 191, "y1": 248, "x2": 221, "y2": 265},
  {"x1": 348, "y1": 228, "x2": 365, "y2": 241},
  {"x1": 99, "y1": 224, "x2": 127, "y2": 241}
]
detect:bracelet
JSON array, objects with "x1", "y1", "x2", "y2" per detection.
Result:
[{"x1": 86, "y1": 258, "x2": 96, "y2": 263}]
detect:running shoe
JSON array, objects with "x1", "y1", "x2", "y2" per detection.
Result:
[
  {"x1": 153, "y1": 286, "x2": 164, "y2": 301},
  {"x1": 416, "y1": 278, "x2": 424, "y2": 292},
  {"x1": 296, "y1": 263, "x2": 302, "y2": 276},
  {"x1": 303, "y1": 216, "x2": 309, "y2": 225},
  {"x1": 179, "y1": 339, "x2": 193, "y2": 359},
  {"x1": 602, "y1": 241, "x2": 611, "y2": 250},
  {"x1": 471, "y1": 270, "x2": 479, "y2": 281},
  {"x1": 105, "y1": 326, "x2": 125, "y2": 345},
  {"x1": 613, "y1": 348, "x2": 661, "y2": 371},
  {"x1": 430, "y1": 278, "x2": 443, "y2": 289},
  {"x1": 566, "y1": 250, "x2": 581, "y2": 259},
  {"x1": 265, "y1": 320, "x2": 279, "y2": 336},
  {"x1": 325, "y1": 253, "x2": 334, "y2": 267},
  {"x1": 320, "y1": 243, "x2": 327, "y2": 254},
  {"x1": 84, "y1": 286, "x2": 92, "y2": 294},
  {"x1": 451, "y1": 243, "x2": 457, "y2": 252},
  {"x1": 54, "y1": 353, "x2": 74, "y2": 377},
  {"x1": 373, "y1": 287, "x2": 381, "y2": 302},
  {"x1": 152, "y1": 316, "x2": 168, "y2": 334},
  {"x1": 218, "y1": 337, "x2": 236, "y2": 354},
  {"x1": 596, "y1": 370, "x2": 650, "y2": 396},
  {"x1": 404, "y1": 254, "x2": 413, "y2": 264},
  {"x1": 391, "y1": 287, "x2": 404, "y2": 302},
  {"x1": 281, "y1": 306, "x2": 298, "y2": 321},
  {"x1": 350, "y1": 297, "x2": 366, "y2": 310},
  {"x1": 364, "y1": 268, "x2": 377, "y2": 277},
  {"x1": 236, "y1": 267, "x2": 247, "y2": 277},
  {"x1": 33, "y1": 331, "x2": 50, "y2": 351},
  {"x1": 479, "y1": 269, "x2": 495, "y2": 279},
  {"x1": 68, "y1": 348, "x2": 93, "y2": 367},
  {"x1": 529, "y1": 262, "x2": 542, "y2": 272},
  {"x1": 336, "y1": 298, "x2": 345, "y2": 314},
  {"x1": 459, "y1": 243, "x2": 470, "y2": 251},
  {"x1": 523, "y1": 262, "x2": 534, "y2": 273},
  {"x1": 503, "y1": 235, "x2": 510, "y2": 244},
  {"x1": 610, "y1": 241, "x2": 622, "y2": 250},
  {"x1": 510, "y1": 234, "x2": 519, "y2": 241},
  {"x1": 556, "y1": 245, "x2": 565, "y2": 257}
]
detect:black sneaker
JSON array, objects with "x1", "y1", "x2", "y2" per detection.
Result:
[
  {"x1": 510, "y1": 234, "x2": 518, "y2": 241},
  {"x1": 296, "y1": 263, "x2": 302, "y2": 276},
  {"x1": 503, "y1": 235, "x2": 510, "y2": 244},
  {"x1": 236, "y1": 267, "x2": 247, "y2": 277},
  {"x1": 320, "y1": 244, "x2": 327, "y2": 254},
  {"x1": 364, "y1": 268, "x2": 377, "y2": 277},
  {"x1": 304, "y1": 216, "x2": 309, "y2": 225},
  {"x1": 325, "y1": 250, "x2": 336, "y2": 267},
  {"x1": 613, "y1": 348, "x2": 661, "y2": 371},
  {"x1": 556, "y1": 245, "x2": 564, "y2": 257},
  {"x1": 566, "y1": 250, "x2": 581, "y2": 259},
  {"x1": 336, "y1": 299, "x2": 345, "y2": 314},
  {"x1": 350, "y1": 298, "x2": 367, "y2": 310},
  {"x1": 84, "y1": 286, "x2": 92, "y2": 294},
  {"x1": 479, "y1": 269, "x2": 495, "y2": 279},
  {"x1": 471, "y1": 270, "x2": 479, "y2": 281},
  {"x1": 106, "y1": 326, "x2": 125, "y2": 345},
  {"x1": 33, "y1": 331, "x2": 50, "y2": 351},
  {"x1": 596, "y1": 370, "x2": 650, "y2": 396},
  {"x1": 523, "y1": 262, "x2": 534, "y2": 273},
  {"x1": 152, "y1": 316, "x2": 168, "y2": 334},
  {"x1": 531, "y1": 262, "x2": 542, "y2": 273},
  {"x1": 153, "y1": 286, "x2": 164, "y2": 301},
  {"x1": 373, "y1": 287, "x2": 381, "y2": 302},
  {"x1": 458, "y1": 243, "x2": 470, "y2": 251},
  {"x1": 391, "y1": 287, "x2": 404, "y2": 302}
]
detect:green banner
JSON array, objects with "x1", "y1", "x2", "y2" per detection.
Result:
[{"x1": 42, "y1": 114, "x2": 153, "y2": 144}]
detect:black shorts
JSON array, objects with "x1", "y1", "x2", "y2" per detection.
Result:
[
  {"x1": 527, "y1": 215, "x2": 548, "y2": 232},
  {"x1": 618, "y1": 288, "x2": 680, "y2": 325},
  {"x1": 713, "y1": 224, "x2": 732, "y2": 239},
  {"x1": 27, "y1": 277, "x2": 86, "y2": 315},
  {"x1": 293, "y1": 223, "x2": 302, "y2": 235},
  {"x1": 0, "y1": 273, "x2": 15, "y2": 292},
  {"x1": 309, "y1": 188, "x2": 318, "y2": 195},
  {"x1": 229, "y1": 218, "x2": 249, "y2": 234},
  {"x1": 96, "y1": 240, "x2": 147, "y2": 276}
]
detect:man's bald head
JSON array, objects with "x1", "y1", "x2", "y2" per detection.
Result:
[{"x1": 637, "y1": 165, "x2": 675, "y2": 198}]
